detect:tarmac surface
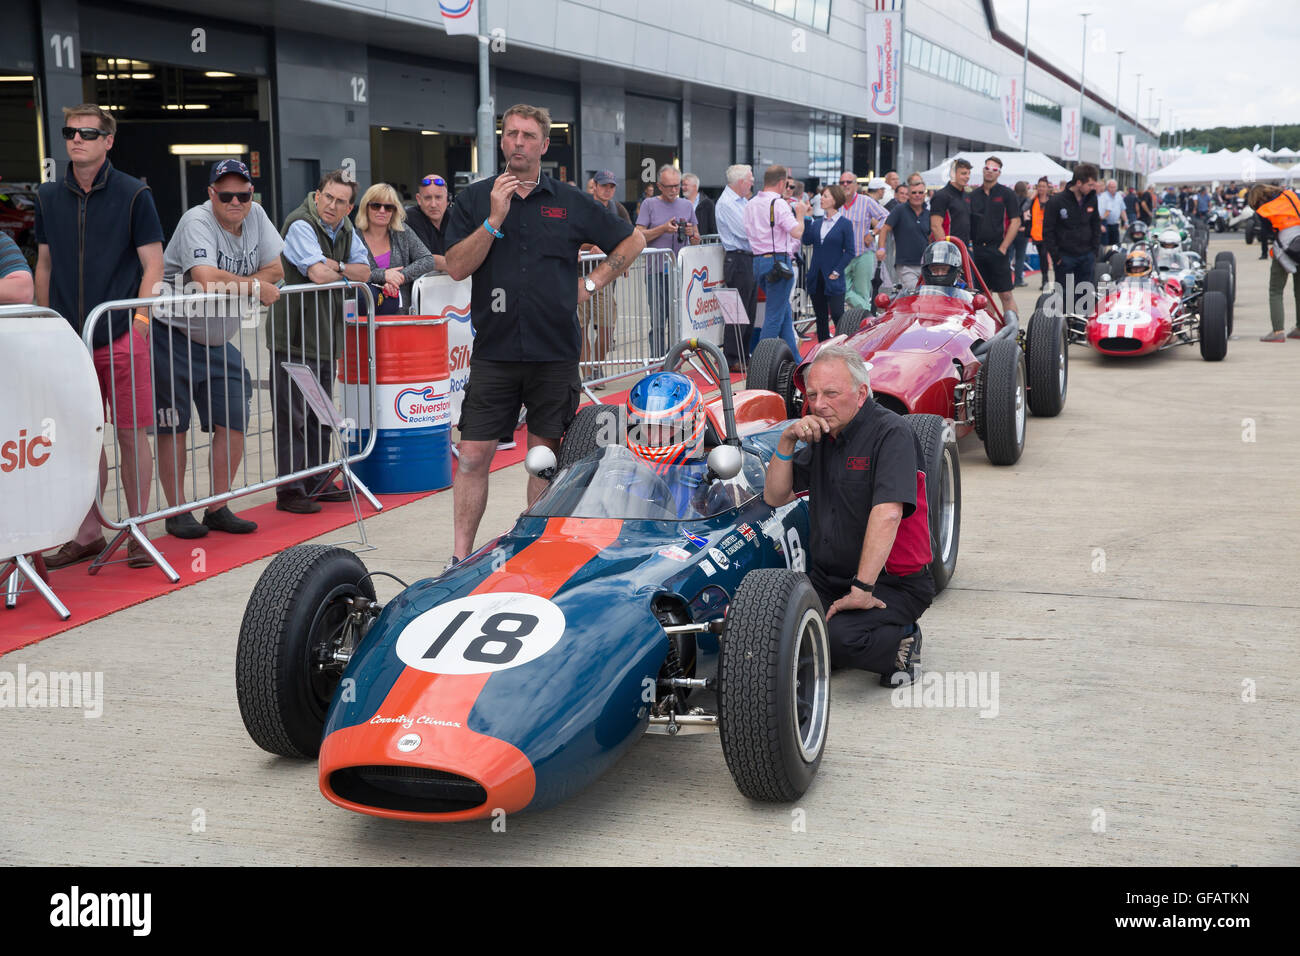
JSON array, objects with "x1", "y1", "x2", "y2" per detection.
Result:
[{"x1": 3, "y1": 233, "x2": 1297, "y2": 865}]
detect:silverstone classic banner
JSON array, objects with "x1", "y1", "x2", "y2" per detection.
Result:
[{"x1": 865, "y1": 10, "x2": 901, "y2": 122}]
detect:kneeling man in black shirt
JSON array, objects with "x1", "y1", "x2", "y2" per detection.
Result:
[{"x1": 764, "y1": 346, "x2": 936, "y2": 686}]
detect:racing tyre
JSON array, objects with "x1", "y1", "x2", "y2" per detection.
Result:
[
  {"x1": 1026, "y1": 310, "x2": 1068, "y2": 417},
  {"x1": 1204, "y1": 267, "x2": 1233, "y2": 336},
  {"x1": 719, "y1": 569, "x2": 830, "y2": 802},
  {"x1": 1034, "y1": 289, "x2": 1062, "y2": 319},
  {"x1": 236, "y1": 545, "x2": 377, "y2": 759},
  {"x1": 836, "y1": 306, "x2": 869, "y2": 338},
  {"x1": 747, "y1": 338, "x2": 799, "y2": 418},
  {"x1": 558, "y1": 404, "x2": 622, "y2": 471},
  {"x1": 976, "y1": 337, "x2": 1027, "y2": 466},
  {"x1": 1214, "y1": 251, "x2": 1237, "y2": 298},
  {"x1": 1199, "y1": 290, "x2": 1228, "y2": 362},
  {"x1": 906, "y1": 414, "x2": 961, "y2": 594}
]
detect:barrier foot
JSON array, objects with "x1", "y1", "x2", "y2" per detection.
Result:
[
  {"x1": 1, "y1": 555, "x2": 72, "y2": 621},
  {"x1": 87, "y1": 527, "x2": 180, "y2": 582},
  {"x1": 307, "y1": 467, "x2": 382, "y2": 513}
]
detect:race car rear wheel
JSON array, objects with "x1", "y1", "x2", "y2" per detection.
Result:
[
  {"x1": 236, "y1": 545, "x2": 376, "y2": 759},
  {"x1": 747, "y1": 338, "x2": 800, "y2": 418},
  {"x1": 836, "y1": 306, "x2": 869, "y2": 338},
  {"x1": 1199, "y1": 290, "x2": 1228, "y2": 362},
  {"x1": 1204, "y1": 267, "x2": 1233, "y2": 336},
  {"x1": 906, "y1": 414, "x2": 960, "y2": 594},
  {"x1": 719, "y1": 569, "x2": 830, "y2": 802},
  {"x1": 558, "y1": 404, "x2": 622, "y2": 472},
  {"x1": 1026, "y1": 310, "x2": 1068, "y2": 417},
  {"x1": 976, "y1": 337, "x2": 1027, "y2": 466}
]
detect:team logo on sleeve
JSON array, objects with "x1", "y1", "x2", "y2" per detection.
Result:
[{"x1": 193, "y1": 248, "x2": 207, "y2": 259}]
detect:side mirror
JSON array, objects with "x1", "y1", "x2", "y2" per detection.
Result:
[
  {"x1": 971, "y1": 293, "x2": 988, "y2": 311},
  {"x1": 524, "y1": 445, "x2": 558, "y2": 481},
  {"x1": 873, "y1": 292, "x2": 891, "y2": 310},
  {"x1": 706, "y1": 444, "x2": 742, "y2": 481}
]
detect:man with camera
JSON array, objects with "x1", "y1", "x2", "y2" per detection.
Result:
[{"x1": 636, "y1": 165, "x2": 699, "y2": 357}]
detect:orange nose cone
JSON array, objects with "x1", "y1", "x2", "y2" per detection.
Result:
[{"x1": 318, "y1": 669, "x2": 536, "y2": 822}]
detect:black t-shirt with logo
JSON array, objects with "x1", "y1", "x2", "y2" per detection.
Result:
[
  {"x1": 445, "y1": 173, "x2": 633, "y2": 362},
  {"x1": 792, "y1": 400, "x2": 918, "y2": 597},
  {"x1": 969, "y1": 183, "x2": 1020, "y2": 245},
  {"x1": 928, "y1": 182, "x2": 973, "y2": 243}
]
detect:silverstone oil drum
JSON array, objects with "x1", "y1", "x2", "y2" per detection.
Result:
[{"x1": 339, "y1": 314, "x2": 452, "y2": 494}]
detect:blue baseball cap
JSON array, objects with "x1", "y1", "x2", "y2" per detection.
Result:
[{"x1": 209, "y1": 159, "x2": 252, "y2": 184}]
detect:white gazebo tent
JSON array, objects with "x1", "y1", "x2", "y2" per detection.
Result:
[
  {"x1": 1146, "y1": 149, "x2": 1293, "y2": 185},
  {"x1": 919, "y1": 151, "x2": 1073, "y2": 188}
]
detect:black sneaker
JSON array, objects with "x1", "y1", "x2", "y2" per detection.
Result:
[
  {"x1": 165, "y1": 512, "x2": 210, "y2": 539},
  {"x1": 276, "y1": 494, "x2": 322, "y2": 514},
  {"x1": 203, "y1": 505, "x2": 257, "y2": 534},
  {"x1": 879, "y1": 625, "x2": 923, "y2": 687}
]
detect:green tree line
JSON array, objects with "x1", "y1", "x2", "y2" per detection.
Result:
[{"x1": 1179, "y1": 123, "x2": 1300, "y2": 152}]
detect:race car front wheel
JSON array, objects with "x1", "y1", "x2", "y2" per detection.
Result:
[
  {"x1": 719, "y1": 569, "x2": 830, "y2": 802},
  {"x1": 906, "y1": 414, "x2": 961, "y2": 594},
  {"x1": 976, "y1": 338, "x2": 1027, "y2": 466},
  {"x1": 1026, "y1": 310, "x2": 1068, "y2": 417},
  {"x1": 558, "y1": 404, "x2": 623, "y2": 472},
  {"x1": 236, "y1": 545, "x2": 376, "y2": 759},
  {"x1": 1199, "y1": 290, "x2": 1228, "y2": 362},
  {"x1": 1204, "y1": 267, "x2": 1234, "y2": 336}
]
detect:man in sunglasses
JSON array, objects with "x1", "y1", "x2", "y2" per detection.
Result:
[
  {"x1": 34, "y1": 103, "x2": 164, "y2": 570},
  {"x1": 967, "y1": 156, "x2": 1020, "y2": 317},
  {"x1": 151, "y1": 159, "x2": 283, "y2": 538},
  {"x1": 405, "y1": 173, "x2": 450, "y2": 273}
]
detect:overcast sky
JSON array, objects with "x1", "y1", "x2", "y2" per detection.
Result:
[{"x1": 992, "y1": 0, "x2": 1298, "y2": 141}]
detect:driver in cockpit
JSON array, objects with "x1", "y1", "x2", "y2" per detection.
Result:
[
  {"x1": 1153, "y1": 229, "x2": 1190, "y2": 273},
  {"x1": 918, "y1": 240, "x2": 965, "y2": 288},
  {"x1": 626, "y1": 371, "x2": 716, "y2": 517}
]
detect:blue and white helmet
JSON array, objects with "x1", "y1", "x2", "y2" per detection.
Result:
[{"x1": 626, "y1": 372, "x2": 706, "y2": 472}]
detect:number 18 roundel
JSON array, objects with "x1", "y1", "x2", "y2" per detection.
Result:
[{"x1": 394, "y1": 593, "x2": 566, "y2": 675}]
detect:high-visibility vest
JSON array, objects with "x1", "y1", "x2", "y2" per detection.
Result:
[
  {"x1": 1257, "y1": 190, "x2": 1300, "y2": 232},
  {"x1": 1031, "y1": 197, "x2": 1046, "y2": 242}
]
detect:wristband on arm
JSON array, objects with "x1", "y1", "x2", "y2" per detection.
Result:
[
  {"x1": 483, "y1": 219, "x2": 505, "y2": 239},
  {"x1": 773, "y1": 449, "x2": 794, "y2": 461}
]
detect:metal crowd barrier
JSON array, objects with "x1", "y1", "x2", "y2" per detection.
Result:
[
  {"x1": 78, "y1": 281, "x2": 379, "y2": 581},
  {"x1": 577, "y1": 245, "x2": 679, "y2": 395}
]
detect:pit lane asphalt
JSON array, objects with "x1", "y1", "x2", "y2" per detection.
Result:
[{"x1": 3, "y1": 234, "x2": 1296, "y2": 865}]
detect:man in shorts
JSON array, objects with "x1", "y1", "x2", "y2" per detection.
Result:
[
  {"x1": 33, "y1": 103, "x2": 163, "y2": 569},
  {"x1": 967, "y1": 155, "x2": 1020, "y2": 318},
  {"x1": 154, "y1": 159, "x2": 283, "y2": 537},
  {"x1": 443, "y1": 103, "x2": 645, "y2": 566}
]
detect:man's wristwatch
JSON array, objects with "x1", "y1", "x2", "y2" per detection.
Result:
[
  {"x1": 583, "y1": 277, "x2": 597, "y2": 294},
  {"x1": 851, "y1": 577, "x2": 874, "y2": 593}
]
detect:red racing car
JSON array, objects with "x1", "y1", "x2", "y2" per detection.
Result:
[{"x1": 1061, "y1": 253, "x2": 1229, "y2": 361}]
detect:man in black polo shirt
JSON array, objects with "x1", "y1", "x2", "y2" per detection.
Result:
[
  {"x1": 1041, "y1": 162, "x2": 1101, "y2": 314},
  {"x1": 967, "y1": 155, "x2": 1020, "y2": 316},
  {"x1": 444, "y1": 103, "x2": 644, "y2": 565},
  {"x1": 930, "y1": 158, "x2": 973, "y2": 244},
  {"x1": 877, "y1": 178, "x2": 931, "y2": 290},
  {"x1": 764, "y1": 346, "x2": 935, "y2": 685},
  {"x1": 404, "y1": 172, "x2": 450, "y2": 272}
]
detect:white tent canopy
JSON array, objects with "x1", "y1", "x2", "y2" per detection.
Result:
[
  {"x1": 1272, "y1": 147, "x2": 1299, "y2": 158},
  {"x1": 919, "y1": 151, "x2": 1073, "y2": 188},
  {"x1": 1146, "y1": 149, "x2": 1292, "y2": 185}
]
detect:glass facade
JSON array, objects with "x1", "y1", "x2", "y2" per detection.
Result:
[
  {"x1": 808, "y1": 111, "x2": 843, "y2": 182},
  {"x1": 746, "y1": 0, "x2": 831, "y2": 31},
  {"x1": 903, "y1": 32, "x2": 999, "y2": 98}
]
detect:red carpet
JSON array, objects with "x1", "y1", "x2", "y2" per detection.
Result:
[{"x1": 1, "y1": 356, "x2": 792, "y2": 655}]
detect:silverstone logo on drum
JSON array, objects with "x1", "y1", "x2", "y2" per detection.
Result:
[
  {"x1": 394, "y1": 385, "x2": 452, "y2": 426},
  {"x1": 683, "y1": 267, "x2": 723, "y2": 332},
  {"x1": 49, "y1": 886, "x2": 151, "y2": 936}
]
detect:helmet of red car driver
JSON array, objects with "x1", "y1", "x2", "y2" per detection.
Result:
[
  {"x1": 921, "y1": 240, "x2": 962, "y2": 286},
  {"x1": 1158, "y1": 229, "x2": 1182, "y2": 250},
  {"x1": 1125, "y1": 248, "x2": 1153, "y2": 277},
  {"x1": 627, "y1": 371, "x2": 706, "y2": 471}
]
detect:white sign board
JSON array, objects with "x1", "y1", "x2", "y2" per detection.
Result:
[
  {"x1": 864, "y1": 12, "x2": 902, "y2": 122},
  {"x1": 412, "y1": 273, "x2": 474, "y2": 425},
  {"x1": 677, "y1": 243, "x2": 727, "y2": 346},
  {"x1": 1, "y1": 315, "x2": 104, "y2": 561},
  {"x1": 1000, "y1": 74, "x2": 1023, "y2": 145},
  {"x1": 1100, "y1": 125, "x2": 1116, "y2": 168},
  {"x1": 1060, "y1": 107, "x2": 1080, "y2": 161}
]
